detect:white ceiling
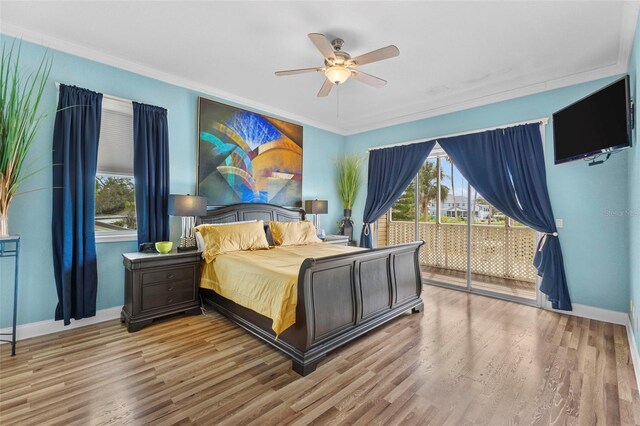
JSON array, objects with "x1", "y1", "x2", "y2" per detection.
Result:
[{"x1": 1, "y1": 1, "x2": 638, "y2": 135}]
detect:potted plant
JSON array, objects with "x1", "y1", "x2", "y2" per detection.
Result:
[
  {"x1": 336, "y1": 154, "x2": 362, "y2": 242},
  {"x1": 0, "y1": 42, "x2": 51, "y2": 236}
]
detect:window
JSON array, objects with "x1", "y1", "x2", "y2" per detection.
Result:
[{"x1": 95, "y1": 97, "x2": 136, "y2": 242}]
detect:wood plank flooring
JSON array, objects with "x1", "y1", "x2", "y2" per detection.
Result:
[{"x1": 1, "y1": 286, "x2": 638, "y2": 425}]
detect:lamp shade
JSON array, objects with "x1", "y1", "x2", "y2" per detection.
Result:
[
  {"x1": 168, "y1": 194, "x2": 207, "y2": 216},
  {"x1": 304, "y1": 199, "x2": 328, "y2": 215}
]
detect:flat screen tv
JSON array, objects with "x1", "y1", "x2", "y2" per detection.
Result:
[{"x1": 553, "y1": 76, "x2": 632, "y2": 164}]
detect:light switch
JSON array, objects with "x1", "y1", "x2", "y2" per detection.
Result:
[{"x1": 555, "y1": 218, "x2": 563, "y2": 228}]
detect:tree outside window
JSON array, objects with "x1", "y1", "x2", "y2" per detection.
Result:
[{"x1": 95, "y1": 175, "x2": 136, "y2": 232}]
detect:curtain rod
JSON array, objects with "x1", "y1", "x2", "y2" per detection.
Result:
[
  {"x1": 367, "y1": 117, "x2": 549, "y2": 152},
  {"x1": 54, "y1": 82, "x2": 163, "y2": 109}
]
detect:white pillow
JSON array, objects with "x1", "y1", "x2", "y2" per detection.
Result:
[
  {"x1": 195, "y1": 220, "x2": 258, "y2": 258},
  {"x1": 195, "y1": 232, "x2": 206, "y2": 254}
]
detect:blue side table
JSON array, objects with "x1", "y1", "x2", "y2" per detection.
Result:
[{"x1": 0, "y1": 235, "x2": 20, "y2": 356}]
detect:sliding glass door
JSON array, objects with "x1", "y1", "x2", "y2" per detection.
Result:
[
  {"x1": 380, "y1": 146, "x2": 539, "y2": 304},
  {"x1": 468, "y1": 191, "x2": 538, "y2": 301},
  {"x1": 417, "y1": 156, "x2": 469, "y2": 289}
]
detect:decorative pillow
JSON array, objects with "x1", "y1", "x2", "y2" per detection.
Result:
[
  {"x1": 195, "y1": 220, "x2": 258, "y2": 256},
  {"x1": 196, "y1": 220, "x2": 270, "y2": 262},
  {"x1": 264, "y1": 223, "x2": 276, "y2": 246},
  {"x1": 269, "y1": 221, "x2": 322, "y2": 246}
]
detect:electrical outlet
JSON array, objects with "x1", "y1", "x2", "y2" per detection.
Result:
[{"x1": 555, "y1": 218, "x2": 564, "y2": 228}]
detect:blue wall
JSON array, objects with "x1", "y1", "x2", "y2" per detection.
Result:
[
  {"x1": 2, "y1": 31, "x2": 637, "y2": 328},
  {"x1": 0, "y1": 36, "x2": 346, "y2": 327},
  {"x1": 628, "y1": 14, "x2": 640, "y2": 350},
  {"x1": 346, "y1": 78, "x2": 631, "y2": 313}
]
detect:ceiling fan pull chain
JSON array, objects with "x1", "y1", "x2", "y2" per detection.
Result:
[{"x1": 337, "y1": 84, "x2": 340, "y2": 119}]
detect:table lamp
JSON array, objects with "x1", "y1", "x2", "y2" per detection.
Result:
[
  {"x1": 169, "y1": 194, "x2": 207, "y2": 251},
  {"x1": 304, "y1": 199, "x2": 328, "y2": 236}
]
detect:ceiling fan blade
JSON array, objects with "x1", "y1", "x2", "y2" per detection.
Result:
[
  {"x1": 351, "y1": 70, "x2": 387, "y2": 88},
  {"x1": 275, "y1": 67, "x2": 323, "y2": 76},
  {"x1": 308, "y1": 33, "x2": 336, "y2": 60},
  {"x1": 350, "y1": 45, "x2": 399, "y2": 66},
  {"x1": 317, "y1": 78, "x2": 334, "y2": 97}
]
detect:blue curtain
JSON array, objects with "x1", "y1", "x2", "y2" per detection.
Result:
[
  {"x1": 438, "y1": 123, "x2": 571, "y2": 310},
  {"x1": 52, "y1": 85, "x2": 102, "y2": 325},
  {"x1": 133, "y1": 102, "x2": 170, "y2": 244},
  {"x1": 360, "y1": 141, "x2": 436, "y2": 248}
]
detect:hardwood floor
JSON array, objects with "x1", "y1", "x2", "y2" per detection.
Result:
[{"x1": 1, "y1": 286, "x2": 638, "y2": 425}]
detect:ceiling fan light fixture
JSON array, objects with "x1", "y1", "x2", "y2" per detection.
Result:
[
  {"x1": 276, "y1": 33, "x2": 399, "y2": 96},
  {"x1": 325, "y1": 65, "x2": 351, "y2": 84}
]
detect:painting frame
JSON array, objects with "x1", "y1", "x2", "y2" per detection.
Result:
[{"x1": 196, "y1": 97, "x2": 303, "y2": 208}]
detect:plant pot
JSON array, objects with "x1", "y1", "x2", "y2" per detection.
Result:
[
  {"x1": 340, "y1": 209, "x2": 354, "y2": 242},
  {"x1": 0, "y1": 212, "x2": 8, "y2": 237}
]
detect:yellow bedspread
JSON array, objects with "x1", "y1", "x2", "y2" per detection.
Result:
[{"x1": 200, "y1": 243, "x2": 362, "y2": 335}]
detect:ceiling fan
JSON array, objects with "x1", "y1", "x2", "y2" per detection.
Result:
[{"x1": 275, "y1": 33, "x2": 399, "y2": 97}]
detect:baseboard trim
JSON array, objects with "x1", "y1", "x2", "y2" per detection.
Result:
[
  {"x1": 626, "y1": 317, "x2": 640, "y2": 391},
  {"x1": 0, "y1": 307, "x2": 122, "y2": 343},
  {"x1": 547, "y1": 303, "x2": 628, "y2": 325}
]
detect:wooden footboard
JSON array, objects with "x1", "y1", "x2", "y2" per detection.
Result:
[
  {"x1": 289, "y1": 240, "x2": 424, "y2": 374},
  {"x1": 201, "y1": 241, "x2": 425, "y2": 376}
]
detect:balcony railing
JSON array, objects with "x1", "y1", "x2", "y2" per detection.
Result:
[{"x1": 382, "y1": 219, "x2": 538, "y2": 283}]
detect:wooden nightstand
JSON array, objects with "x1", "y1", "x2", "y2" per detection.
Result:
[
  {"x1": 322, "y1": 235, "x2": 350, "y2": 246},
  {"x1": 121, "y1": 250, "x2": 201, "y2": 332}
]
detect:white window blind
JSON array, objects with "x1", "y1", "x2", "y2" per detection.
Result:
[{"x1": 97, "y1": 98, "x2": 134, "y2": 175}]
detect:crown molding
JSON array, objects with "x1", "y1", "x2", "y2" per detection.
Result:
[
  {"x1": 0, "y1": 22, "x2": 346, "y2": 136},
  {"x1": 618, "y1": 0, "x2": 640, "y2": 71},
  {"x1": 342, "y1": 62, "x2": 628, "y2": 135},
  {"x1": 342, "y1": 1, "x2": 640, "y2": 135},
  {"x1": 2, "y1": 0, "x2": 639, "y2": 138}
]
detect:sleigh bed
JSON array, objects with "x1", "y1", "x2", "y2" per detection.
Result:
[{"x1": 197, "y1": 203, "x2": 424, "y2": 375}]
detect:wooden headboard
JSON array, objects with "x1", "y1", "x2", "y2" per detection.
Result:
[{"x1": 197, "y1": 203, "x2": 305, "y2": 225}]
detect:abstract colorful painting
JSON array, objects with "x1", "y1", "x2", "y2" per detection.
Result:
[{"x1": 197, "y1": 97, "x2": 303, "y2": 207}]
